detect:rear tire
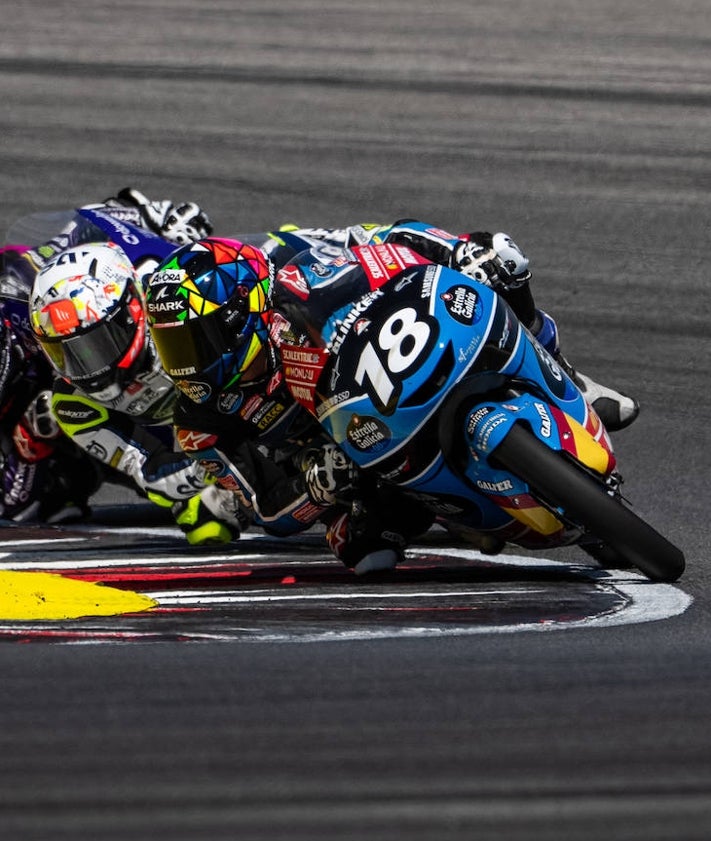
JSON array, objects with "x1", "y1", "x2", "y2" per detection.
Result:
[{"x1": 491, "y1": 424, "x2": 685, "y2": 582}]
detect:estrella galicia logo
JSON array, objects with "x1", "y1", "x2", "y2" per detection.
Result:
[
  {"x1": 346, "y1": 414, "x2": 391, "y2": 453},
  {"x1": 440, "y1": 284, "x2": 481, "y2": 325},
  {"x1": 531, "y1": 341, "x2": 567, "y2": 400},
  {"x1": 177, "y1": 379, "x2": 212, "y2": 403},
  {"x1": 218, "y1": 390, "x2": 244, "y2": 414}
]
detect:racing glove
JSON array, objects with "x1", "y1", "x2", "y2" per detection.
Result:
[
  {"x1": 22, "y1": 390, "x2": 61, "y2": 442},
  {"x1": 114, "y1": 187, "x2": 213, "y2": 245},
  {"x1": 11, "y1": 391, "x2": 62, "y2": 464},
  {"x1": 300, "y1": 442, "x2": 359, "y2": 507},
  {"x1": 452, "y1": 231, "x2": 531, "y2": 290},
  {"x1": 170, "y1": 484, "x2": 251, "y2": 547}
]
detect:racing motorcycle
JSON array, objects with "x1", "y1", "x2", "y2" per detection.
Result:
[{"x1": 277, "y1": 242, "x2": 685, "y2": 583}]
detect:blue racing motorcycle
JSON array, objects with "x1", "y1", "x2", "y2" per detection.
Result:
[{"x1": 278, "y1": 242, "x2": 685, "y2": 583}]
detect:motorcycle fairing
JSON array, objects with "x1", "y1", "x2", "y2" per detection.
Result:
[
  {"x1": 282, "y1": 254, "x2": 617, "y2": 545},
  {"x1": 461, "y1": 393, "x2": 615, "y2": 539},
  {"x1": 302, "y1": 261, "x2": 591, "y2": 469}
]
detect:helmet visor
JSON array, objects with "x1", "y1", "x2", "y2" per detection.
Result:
[
  {"x1": 37, "y1": 292, "x2": 144, "y2": 394},
  {"x1": 150, "y1": 305, "x2": 251, "y2": 379}
]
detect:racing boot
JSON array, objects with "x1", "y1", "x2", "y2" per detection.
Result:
[
  {"x1": 173, "y1": 493, "x2": 234, "y2": 546},
  {"x1": 352, "y1": 548, "x2": 402, "y2": 575},
  {"x1": 452, "y1": 234, "x2": 639, "y2": 431},
  {"x1": 326, "y1": 502, "x2": 405, "y2": 575},
  {"x1": 556, "y1": 355, "x2": 639, "y2": 432},
  {"x1": 326, "y1": 490, "x2": 435, "y2": 576},
  {"x1": 533, "y1": 310, "x2": 639, "y2": 432}
]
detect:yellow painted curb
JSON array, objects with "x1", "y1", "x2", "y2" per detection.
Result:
[{"x1": 0, "y1": 571, "x2": 157, "y2": 620}]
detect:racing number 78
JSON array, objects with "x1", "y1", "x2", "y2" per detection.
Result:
[{"x1": 353, "y1": 307, "x2": 434, "y2": 413}]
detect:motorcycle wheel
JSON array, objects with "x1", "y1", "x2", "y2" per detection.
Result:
[{"x1": 491, "y1": 423, "x2": 685, "y2": 582}]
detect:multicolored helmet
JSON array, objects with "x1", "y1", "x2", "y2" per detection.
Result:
[
  {"x1": 145, "y1": 238, "x2": 273, "y2": 403},
  {"x1": 29, "y1": 241, "x2": 146, "y2": 400}
]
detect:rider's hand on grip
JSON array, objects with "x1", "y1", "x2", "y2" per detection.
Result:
[
  {"x1": 23, "y1": 391, "x2": 61, "y2": 441},
  {"x1": 452, "y1": 231, "x2": 531, "y2": 290},
  {"x1": 301, "y1": 442, "x2": 359, "y2": 507},
  {"x1": 160, "y1": 202, "x2": 213, "y2": 245},
  {"x1": 115, "y1": 187, "x2": 213, "y2": 245}
]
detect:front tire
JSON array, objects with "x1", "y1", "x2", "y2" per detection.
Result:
[{"x1": 491, "y1": 424, "x2": 685, "y2": 582}]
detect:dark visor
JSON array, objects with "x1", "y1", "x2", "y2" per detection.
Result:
[
  {"x1": 149, "y1": 307, "x2": 246, "y2": 379},
  {"x1": 37, "y1": 289, "x2": 138, "y2": 389}
]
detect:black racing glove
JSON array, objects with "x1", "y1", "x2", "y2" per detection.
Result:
[
  {"x1": 115, "y1": 187, "x2": 213, "y2": 245},
  {"x1": 452, "y1": 231, "x2": 531, "y2": 290},
  {"x1": 300, "y1": 442, "x2": 359, "y2": 507}
]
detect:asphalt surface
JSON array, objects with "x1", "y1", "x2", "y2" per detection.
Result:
[{"x1": 1, "y1": 1, "x2": 711, "y2": 839}]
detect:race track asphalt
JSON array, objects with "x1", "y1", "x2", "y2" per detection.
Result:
[{"x1": 1, "y1": 2, "x2": 710, "y2": 839}]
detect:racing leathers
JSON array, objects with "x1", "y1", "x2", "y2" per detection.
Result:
[
  {"x1": 49, "y1": 339, "x2": 247, "y2": 544},
  {"x1": 169, "y1": 278, "x2": 433, "y2": 572},
  {"x1": 0, "y1": 313, "x2": 103, "y2": 522},
  {"x1": 161, "y1": 222, "x2": 532, "y2": 566},
  {"x1": 0, "y1": 188, "x2": 225, "y2": 535}
]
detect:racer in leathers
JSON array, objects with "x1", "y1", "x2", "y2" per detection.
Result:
[
  {"x1": 9, "y1": 193, "x2": 635, "y2": 548},
  {"x1": 0, "y1": 308, "x2": 103, "y2": 522},
  {"x1": 146, "y1": 236, "x2": 433, "y2": 573},
  {"x1": 12, "y1": 190, "x2": 245, "y2": 543},
  {"x1": 143, "y1": 222, "x2": 636, "y2": 572},
  {"x1": 28, "y1": 239, "x2": 247, "y2": 545},
  {"x1": 0, "y1": 187, "x2": 213, "y2": 525}
]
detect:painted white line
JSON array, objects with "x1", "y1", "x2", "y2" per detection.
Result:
[
  {"x1": 148, "y1": 587, "x2": 546, "y2": 604},
  {"x1": 0, "y1": 539, "x2": 691, "y2": 642},
  {"x1": 0, "y1": 538, "x2": 84, "y2": 548},
  {"x1": 146, "y1": 549, "x2": 690, "y2": 641}
]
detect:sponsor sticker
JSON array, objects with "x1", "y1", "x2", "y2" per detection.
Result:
[
  {"x1": 277, "y1": 266, "x2": 310, "y2": 300},
  {"x1": 281, "y1": 344, "x2": 329, "y2": 414},
  {"x1": 440, "y1": 284, "x2": 481, "y2": 325},
  {"x1": 176, "y1": 428, "x2": 219, "y2": 452},
  {"x1": 346, "y1": 414, "x2": 391, "y2": 453},
  {"x1": 352, "y1": 244, "x2": 430, "y2": 290},
  {"x1": 176, "y1": 380, "x2": 211, "y2": 402}
]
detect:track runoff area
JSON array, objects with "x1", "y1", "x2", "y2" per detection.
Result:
[{"x1": 0, "y1": 505, "x2": 691, "y2": 644}]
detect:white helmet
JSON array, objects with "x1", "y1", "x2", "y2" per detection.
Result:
[{"x1": 30, "y1": 241, "x2": 147, "y2": 401}]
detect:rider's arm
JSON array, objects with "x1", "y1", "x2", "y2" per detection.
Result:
[
  {"x1": 50, "y1": 379, "x2": 209, "y2": 503},
  {"x1": 381, "y1": 219, "x2": 461, "y2": 265},
  {"x1": 98, "y1": 187, "x2": 213, "y2": 245},
  {"x1": 171, "y1": 394, "x2": 345, "y2": 537},
  {"x1": 16, "y1": 187, "x2": 212, "y2": 279},
  {"x1": 382, "y1": 219, "x2": 541, "y2": 333}
]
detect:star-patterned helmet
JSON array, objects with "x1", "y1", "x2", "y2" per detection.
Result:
[{"x1": 145, "y1": 237, "x2": 273, "y2": 403}]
